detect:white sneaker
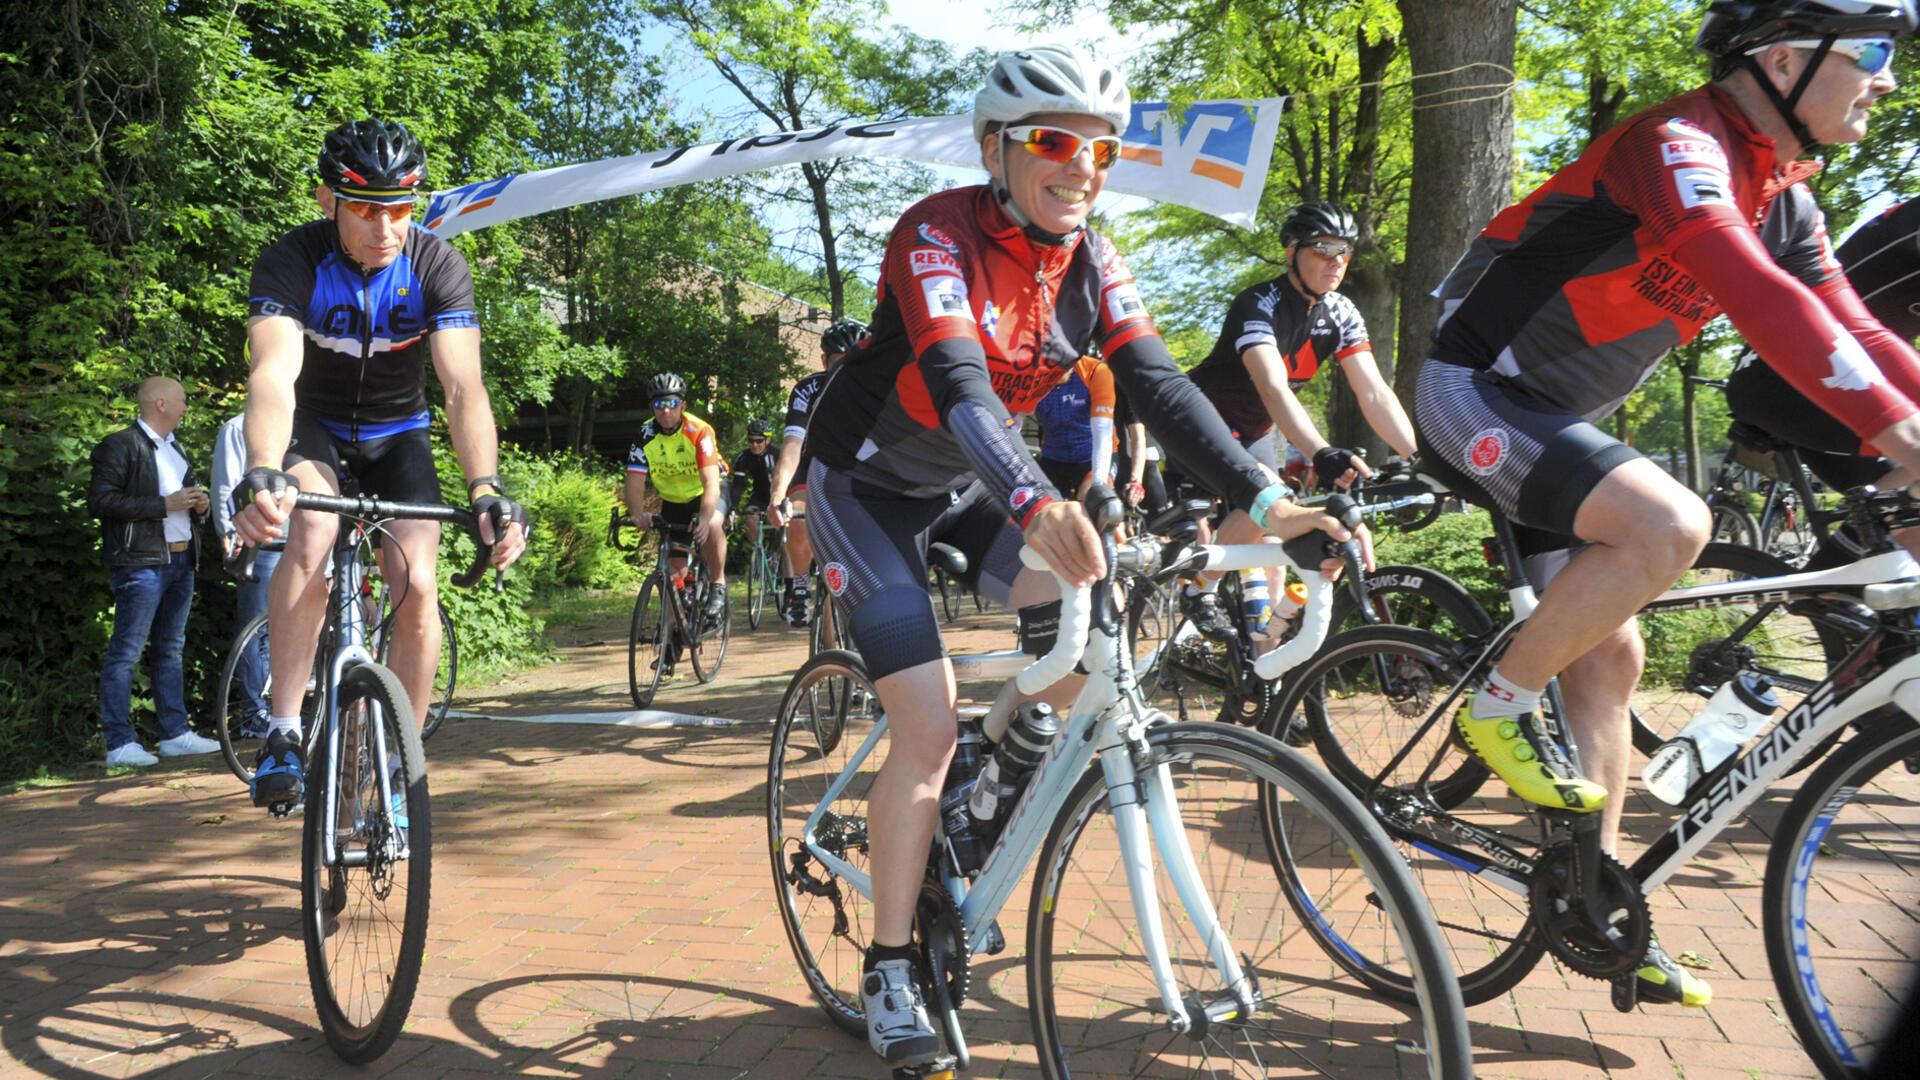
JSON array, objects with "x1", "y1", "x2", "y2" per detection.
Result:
[
  {"x1": 105, "y1": 743, "x2": 159, "y2": 767},
  {"x1": 157, "y1": 730, "x2": 221, "y2": 757}
]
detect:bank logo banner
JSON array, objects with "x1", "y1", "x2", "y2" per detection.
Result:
[{"x1": 424, "y1": 99, "x2": 1285, "y2": 236}]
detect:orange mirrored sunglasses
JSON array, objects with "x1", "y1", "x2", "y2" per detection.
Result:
[
  {"x1": 1004, "y1": 124, "x2": 1122, "y2": 170},
  {"x1": 337, "y1": 198, "x2": 416, "y2": 224}
]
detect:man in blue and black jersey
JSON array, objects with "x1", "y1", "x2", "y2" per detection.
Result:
[{"x1": 230, "y1": 120, "x2": 528, "y2": 810}]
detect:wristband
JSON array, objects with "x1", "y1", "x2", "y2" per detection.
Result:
[
  {"x1": 1249, "y1": 482, "x2": 1292, "y2": 532},
  {"x1": 466, "y1": 474, "x2": 505, "y2": 499}
]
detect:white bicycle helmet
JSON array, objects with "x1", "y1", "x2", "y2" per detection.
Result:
[{"x1": 972, "y1": 46, "x2": 1132, "y2": 143}]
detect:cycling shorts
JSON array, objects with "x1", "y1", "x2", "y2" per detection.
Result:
[
  {"x1": 805, "y1": 461, "x2": 1024, "y2": 680},
  {"x1": 1038, "y1": 456, "x2": 1088, "y2": 499},
  {"x1": 284, "y1": 411, "x2": 441, "y2": 505},
  {"x1": 1413, "y1": 359, "x2": 1642, "y2": 537},
  {"x1": 1726, "y1": 360, "x2": 1893, "y2": 491},
  {"x1": 658, "y1": 492, "x2": 727, "y2": 530}
]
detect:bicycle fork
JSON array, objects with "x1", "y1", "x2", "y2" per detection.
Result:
[{"x1": 1100, "y1": 736, "x2": 1258, "y2": 1035}]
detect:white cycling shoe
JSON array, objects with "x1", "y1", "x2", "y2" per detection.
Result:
[{"x1": 861, "y1": 957, "x2": 939, "y2": 1065}]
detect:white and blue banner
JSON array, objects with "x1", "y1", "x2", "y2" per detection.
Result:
[{"x1": 424, "y1": 98, "x2": 1286, "y2": 236}]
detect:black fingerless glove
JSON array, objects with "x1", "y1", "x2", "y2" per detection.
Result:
[
  {"x1": 472, "y1": 493, "x2": 529, "y2": 538},
  {"x1": 236, "y1": 466, "x2": 293, "y2": 517},
  {"x1": 1313, "y1": 446, "x2": 1360, "y2": 489}
]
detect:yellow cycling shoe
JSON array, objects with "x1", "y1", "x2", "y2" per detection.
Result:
[
  {"x1": 1455, "y1": 691, "x2": 1608, "y2": 811},
  {"x1": 1630, "y1": 939, "x2": 1713, "y2": 1007}
]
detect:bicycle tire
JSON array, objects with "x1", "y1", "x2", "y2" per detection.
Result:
[
  {"x1": 808, "y1": 571, "x2": 852, "y2": 657},
  {"x1": 1630, "y1": 542, "x2": 1849, "y2": 759},
  {"x1": 1327, "y1": 562, "x2": 1496, "y2": 642},
  {"x1": 766, "y1": 650, "x2": 884, "y2": 1035},
  {"x1": 1707, "y1": 497, "x2": 1760, "y2": 549},
  {"x1": 747, "y1": 540, "x2": 767, "y2": 630},
  {"x1": 302, "y1": 661, "x2": 430, "y2": 1064},
  {"x1": 419, "y1": 603, "x2": 456, "y2": 741},
  {"x1": 690, "y1": 566, "x2": 730, "y2": 684},
  {"x1": 1266, "y1": 623, "x2": 1547, "y2": 1002},
  {"x1": 1763, "y1": 717, "x2": 1920, "y2": 1078},
  {"x1": 214, "y1": 612, "x2": 325, "y2": 783},
  {"x1": 627, "y1": 576, "x2": 668, "y2": 709},
  {"x1": 1028, "y1": 722, "x2": 1474, "y2": 1079}
]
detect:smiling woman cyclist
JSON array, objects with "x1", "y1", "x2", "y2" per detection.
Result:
[{"x1": 797, "y1": 44, "x2": 1350, "y2": 1067}]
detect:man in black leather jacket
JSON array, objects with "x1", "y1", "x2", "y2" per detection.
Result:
[{"x1": 87, "y1": 377, "x2": 221, "y2": 767}]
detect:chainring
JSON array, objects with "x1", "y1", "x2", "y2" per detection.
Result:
[
  {"x1": 1528, "y1": 844, "x2": 1651, "y2": 980},
  {"x1": 915, "y1": 881, "x2": 971, "y2": 1008}
]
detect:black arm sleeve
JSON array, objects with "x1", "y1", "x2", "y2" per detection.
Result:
[
  {"x1": 920, "y1": 336, "x2": 1060, "y2": 518},
  {"x1": 1108, "y1": 334, "x2": 1272, "y2": 510}
]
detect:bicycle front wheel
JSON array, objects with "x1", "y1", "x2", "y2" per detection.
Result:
[
  {"x1": 628, "y1": 577, "x2": 668, "y2": 709},
  {"x1": 747, "y1": 541, "x2": 767, "y2": 630},
  {"x1": 1764, "y1": 717, "x2": 1920, "y2": 1078},
  {"x1": 767, "y1": 650, "x2": 885, "y2": 1035},
  {"x1": 690, "y1": 571, "x2": 730, "y2": 684},
  {"x1": 1029, "y1": 722, "x2": 1472, "y2": 1079},
  {"x1": 302, "y1": 661, "x2": 430, "y2": 1064}
]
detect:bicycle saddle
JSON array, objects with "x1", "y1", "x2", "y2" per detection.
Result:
[
  {"x1": 1144, "y1": 498, "x2": 1212, "y2": 540},
  {"x1": 929, "y1": 542, "x2": 969, "y2": 577}
]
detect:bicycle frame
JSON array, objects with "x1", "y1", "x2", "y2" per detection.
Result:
[
  {"x1": 1375, "y1": 535, "x2": 1920, "y2": 897},
  {"x1": 318, "y1": 528, "x2": 400, "y2": 869},
  {"x1": 798, "y1": 542, "x2": 1336, "y2": 1031}
]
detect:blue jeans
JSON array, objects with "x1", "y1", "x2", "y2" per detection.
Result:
[
  {"x1": 100, "y1": 550, "x2": 196, "y2": 750},
  {"x1": 234, "y1": 547, "x2": 282, "y2": 720}
]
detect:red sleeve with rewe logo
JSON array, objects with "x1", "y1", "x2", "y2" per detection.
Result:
[
  {"x1": 1598, "y1": 115, "x2": 1753, "y2": 254},
  {"x1": 1675, "y1": 224, "x2": 1919, "y2": 441}
]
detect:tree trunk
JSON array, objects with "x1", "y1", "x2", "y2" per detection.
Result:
[
  {"x1": 1392, "y1": 0, "x2": 1518, "y2": 406},
  {"x1": 1329, "y1": 27, "x2": 1399, "y2": 456}
]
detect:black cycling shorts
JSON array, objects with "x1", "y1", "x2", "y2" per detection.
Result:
[
  {"x1": 1038, "y1": 456, "x2": 1088, "y2": 499},
  {"x1": 805, "y1": 461, "x2": 1025, "y2": 680},
  {"x1": 1413, "y1": 360, "x2": 1642, "y2": 537},
  {"x1": 284, "y1": 411, "x2": 441, "y2": 505},
  {"x1": 658, "y1": 493, "x2": 728, "y2": 530}
]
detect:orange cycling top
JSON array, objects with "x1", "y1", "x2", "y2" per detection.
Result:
[
  {"x1": 627, "y1": 411, "x2": 723, "y2": 504},
  {"x1": 1431, "y1": 84, "x2": 1920, "y2": 443}
]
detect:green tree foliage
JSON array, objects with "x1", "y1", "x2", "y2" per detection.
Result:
[{"x1": 646, "y1": 0, "x2": 982, "y2": 316}]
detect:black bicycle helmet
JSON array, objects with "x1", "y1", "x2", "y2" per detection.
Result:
[
  {"x1": 648, "y1": 372, "x2": 687, "y2": 399},
  {"x1": 318, "y1": 120, "x2": 428, "y2": 202},
  {"x1": 1280, "y1": 202, "x2": 1360, "y2": 247},
  {"x1": 821, "y1": 319, "x2": 870, "y2": 356},
  {"x1": 747, "y1": 418, "x2": 771, "y2": 437},
  {"x1": 1696, "y1": 2, "x2": 1916, "y2": 150}
]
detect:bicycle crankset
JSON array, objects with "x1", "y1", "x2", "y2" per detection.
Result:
[
  {"x1": 1529, "y1": 842, "x2": 1650, "y2": 980},
  {"x1": 916, "y1": 880, "x2": 971, "y2": 1070}
]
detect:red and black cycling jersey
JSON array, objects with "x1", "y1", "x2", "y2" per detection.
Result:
[
  {"x1": 1189, "y1": 280, "x2": 1371, "y2": 437},
  {"x1": 1430, "y1": 84, "x2": 1920, "y2": 442},
  {"x1": 248, "y1": 220, "x2": 478, "y2": 437},
  {"x1": 1834, "y1": 197, "x2": 1920, "y2": 340},
  {"x1": 807, "y1": 185, "x2": 1270, "y2": 523}
]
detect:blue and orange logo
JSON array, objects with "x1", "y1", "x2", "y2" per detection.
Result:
[
  {"x1": 424, "y1": 174, "x2": 517, "y2": 232},
  {"x1": 1120, "y1": 102, "x2": 1261, "y2": 189}
]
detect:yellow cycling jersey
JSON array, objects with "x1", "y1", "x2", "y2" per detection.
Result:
[{"x1": 627, "y1": 412, "x2": 723, "y2": 504}]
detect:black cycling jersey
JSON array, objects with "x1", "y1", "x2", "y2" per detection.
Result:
[
  {"x1": 248, "y1": 220, "x2": 478, "y2": 438},
  {"x1": 1188, "y1": 280, "x2": 1370, "y2": 437},
  {"x1": 729, "y1": 446, "x2": 775, "y2": 510},
  {"x1": 782, "y1": 370, "x2": 833, "y2": 485},
  {"x1": 1834, "y1": 198, "x2": 1920, "y2": 340}
]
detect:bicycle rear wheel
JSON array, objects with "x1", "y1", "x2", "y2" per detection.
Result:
[
  {"x1": 1126, "y1": 578, "x2": 1230, "y2": 723},
  {"x1": 214, "y1": 613, "x2": 325, "y2": 783},
  {"x1": 302, "y1": 661, "x2": 430, "y2": 1064},
  {"x1": 767, "y1": 650, "x2": 885, "y2": 1035},
  {"x1": 1707, "y1": 496, "x2": 1760, "y2": 548},
  {"x1": 627, "y1": 577, "x2": 668, "y2": 709},
  {"x1": 1267, "y1": 624, "x2": 1545, "y2": 1003},
  {"x1": 1763, "y1": 717, "x2": 1920, "y2": 1079},
  {"x1": 1028, "y1": 723, "x2": 1474, "y2": 1079}
]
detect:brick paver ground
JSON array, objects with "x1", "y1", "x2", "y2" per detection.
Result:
[{"x1": 0, "y1": 603, "x2": 1865, "y2": 1078}]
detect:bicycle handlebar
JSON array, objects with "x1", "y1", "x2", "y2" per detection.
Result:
[{"x1": 238, "y1": 491, "x2": 504, "y2": 591}]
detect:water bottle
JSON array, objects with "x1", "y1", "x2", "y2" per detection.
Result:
[
  {"x1": 1263, "y1": 580, "x2": 1310, "y2": 640},
  {"x1": 940, "y1": 718, "x2": 988, "y2": 875},
  {"x1": 968, "y1": 702, "x2": 1061, "y2": 845},
  {"x1": 1642, "y1": 672, "x2": 1779, "y2": 804}
]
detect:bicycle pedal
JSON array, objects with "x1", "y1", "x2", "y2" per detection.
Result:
[
  {"x1": 983, "y1": 920, "x2": 1006, "y2": 956},
  {"x1": 1610, "y1": 973, "x2": 1639, "y2": 1013},
  {"x1": 267, "y1": 799, "x2": 298, "y2": 819},
  {"x1": 893, "y1": 1055, "x2": 959, "y2": 1079}
]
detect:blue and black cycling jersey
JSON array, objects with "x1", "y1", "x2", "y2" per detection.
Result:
[{"x1": 248, "y1": 220, "x2": 478, "y2": 440}]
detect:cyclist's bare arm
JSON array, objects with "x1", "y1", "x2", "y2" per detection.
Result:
[
  {"x1": 1338, "y1": 349, "x2": 1418, "y2": 458},
  {"x1": 235, "y1": 314, "x2": 304, "y2": 543},
  {"x1": 624, "y1": 472, "x2": 655, "y2": 528},
  {"x1": 768, "y1": 434, "x2": 803, "y2": 525},
  {"x1": 432, "y1": 326, "x2": 525, "y2": 568},
  {"x1": 1241, "y1": 342, "x2": 1371, "y2": 479}
]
